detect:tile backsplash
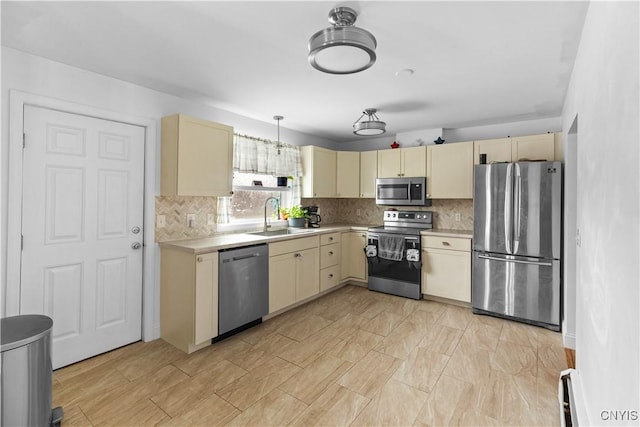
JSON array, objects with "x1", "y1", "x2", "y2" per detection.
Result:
[
  {"x1": 155, "y1": 196, "x2": 473, "y2": 242},
  {"x1": 302, "y1": 198, "x2": 473, "y2": 230}
]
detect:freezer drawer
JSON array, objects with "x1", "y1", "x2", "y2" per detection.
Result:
[{"x1": 472, "y1": 251, "x2": 560, "y2": 330}]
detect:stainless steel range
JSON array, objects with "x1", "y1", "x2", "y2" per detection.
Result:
[{"x1": 366, "y1": 210, "x2": 433, "y2": 300}]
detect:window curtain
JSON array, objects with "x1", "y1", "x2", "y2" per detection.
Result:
[{"x1": 233, "y1": 134, "x2": 302, "y2": 205}]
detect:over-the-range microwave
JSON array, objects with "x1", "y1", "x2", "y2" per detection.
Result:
[{"x1": 375, "y1": 177, "x2": 432, "y2": 206}]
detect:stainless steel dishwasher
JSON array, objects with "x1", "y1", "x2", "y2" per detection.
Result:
[{"x1": 218, "y1": 244, "x2": 269, "y2": 336}]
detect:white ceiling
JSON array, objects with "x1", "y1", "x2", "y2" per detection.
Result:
[{"x1": 1, "y1": 1, "x2": 589, "y2": 142}]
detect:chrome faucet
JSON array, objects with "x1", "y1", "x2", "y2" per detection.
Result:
[{"x1": 264, "y1": 197, "x2": 280, "y2": 231}]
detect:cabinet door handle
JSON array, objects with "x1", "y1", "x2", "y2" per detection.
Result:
[
  {"x1": 329, "y1": 251, "x2": 334, "y2": 256},
  {"x1": 328, "y1": 274, "x2": 334, "y2": 278},
  {"x1": 295, "y1": 253, "x2": 302, "y2": 258},
  {"x1": 442, "y1": 241, "x2": 451, "y2": 246},
  {"x1": 197, "y1": 256, "x2": 203, "y2": 262},
  {"x1": 328, "y1": 237, "x2": 334, "y2": 241}
]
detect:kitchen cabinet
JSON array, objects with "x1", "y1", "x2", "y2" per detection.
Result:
[
  {"x1": 421, "y1": 235, "x2": 471, "y2": 303},
  {"x1": 268, "y1": 236, "x2": 320, "y2": 313},
  {"x1": 161, "y1": 114, "x2": 233, "y2": 196},
  {"x1": 359, "y1": 150, "x2": 377, "y2": 198},
  {"x1": 511, "y1": 133, "x2": 555, "y2": 161},
  {"x1": 319, "y1": 232, "x2": 341, "y2": 292},
  {"x1": 160, "y1": 248, "x2": 218, "y2": 353},
  {"x1": 473, "y1": 138, "x2": 512, "y2": 164},
  {"x1": 340, "y1": 231, "x2": 367, "y2": 282},
  {"x1": 301, "y1": 146, "x2": 337, "y2": 197},
  {"x1": 336, "y1": 151, "x2": 360, "y2": 198},
  {"x1": 377, "y1": 146, "x2": 427, "y2": 178},
  {"x1": 427, "y1": 141, "x2": 474, "y2": 199}
]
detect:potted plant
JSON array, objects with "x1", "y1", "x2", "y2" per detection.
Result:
[{"x1": 282, "y1": 205, "x2": 308, "y2": 228}]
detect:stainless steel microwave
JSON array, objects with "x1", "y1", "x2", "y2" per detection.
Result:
[{"x1": 375, "y1": 177, "x2": 432, "y2": 206}]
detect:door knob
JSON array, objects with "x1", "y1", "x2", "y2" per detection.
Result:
[
  {"x1": 131, "y1": 242, "x2": 142, "y2": 250},
  {"x1": 131, "y1": 226, "x2": 141, "y2": 234}
]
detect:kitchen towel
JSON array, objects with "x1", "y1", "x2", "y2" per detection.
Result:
[
  {"x1": 365, "y1": 245, "x2": 377, "y2": 258},
  {"x1": 377, "y1": 235, "x2": 405, "y2": 261},
  {"x1": 406, "y1": 248, "x2": 420, "y2": 262}
]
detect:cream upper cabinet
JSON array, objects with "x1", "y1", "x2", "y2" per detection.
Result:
[
  {"x1": 554, "y1": 132, "x2": 564, "y2": 161},
  {"x1": 301, "y1": 146, "x2": 337, "y2": 197},
  {"x1": 268, "y1": 236, "x2": 320, "y2": 313},
  {"x1": 377, "y1": 148, "x2": 401, "y2": 178},
  {"x1": 161, "y1": 114, "x2": 233, "y2": 197},
  {"x1": 336, "y1": 151, "x2": 360, "y2": 198},
  {"x1": 473, "y1": 138, "x2": 512, "y2": 165},
  {"x1": 377, "y1": 146, "x2": 426, "y2": 178},
  {"x1": 427, "y1": 142, "x2": 474, "y2": 199},
  {"x1": 160, "y1": 248, "x2": 218, "y2": 354},
  {"x1": 402, "y1": 146, "x2": 427, "y2": 177},
  {"x1": 359, "y1": 150, "x2": 377, "y2": 198},
  {"x1": 421, "y1": 235, "x2": 471, "y2": 303},
  {"x1": 511, "y1": 133, "x2": 555, "y2": 161},
  {"x1": 340, "y1": 231, "x2": 367, "y2": 282}
]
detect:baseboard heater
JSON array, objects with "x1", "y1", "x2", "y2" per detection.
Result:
[{"x1": 559, "y1": 369, "x2": 578, "y2": 427}]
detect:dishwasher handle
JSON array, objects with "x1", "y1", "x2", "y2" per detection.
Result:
[{"x1": 224, "y1": 252, "x2": 263, "y2": 262}]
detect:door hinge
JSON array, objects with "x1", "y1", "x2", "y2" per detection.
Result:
[
  {"x1": 21, "y1": 234, "x2": 24, "y2": 250},
  {"x1": 22, "y1": 133, "x2": 26, "y2": 149}
]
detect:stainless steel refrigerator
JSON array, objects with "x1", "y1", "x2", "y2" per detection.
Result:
[{"x1": 472, "y1": 161, "x2": 562, "y2": 331}]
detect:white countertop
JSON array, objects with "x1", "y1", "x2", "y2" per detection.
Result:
[
  {"x1": 159, "y1": 224, "x2": 371, "y2": 254},
  {"x1": 421, "y1": 229, "x2": 473, "y2": 239}
]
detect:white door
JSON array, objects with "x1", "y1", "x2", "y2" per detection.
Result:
[{"x1": 21, "y1": 106, "x2": 145, "y2": 369}]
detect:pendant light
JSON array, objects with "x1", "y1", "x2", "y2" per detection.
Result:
[
  {"x1": 274, "y1": 115, "x2": 283, "y2": 154},
  {"x1": 353, "y1": 108, "x2": 386, "y2": 136},
  {"x1": 308, "y1": 7, "x2": 377, "y2": 74}
]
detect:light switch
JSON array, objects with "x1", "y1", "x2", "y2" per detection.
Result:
[
  {"x1": 156, "y1": 215, "x2": 166, "y2": 228},
  {"x1": 187, "y1": 214, "x2": 196, "y2": 228},
  {"x1": 207, "y1": 213, "x2": 215, "y2": 226}
]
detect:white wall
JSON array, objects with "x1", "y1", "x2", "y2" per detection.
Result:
[
  {"x1": 0, "y1": 47, "x2": 337, "y2": 318},
  {"x1": 443, "y1": 116, "x2": 562, "y2": 142},
  {"x1": 561, "y1": 2, "x2": 639, "y2": 425}
]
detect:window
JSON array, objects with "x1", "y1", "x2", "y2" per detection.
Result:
[
  {"x1": 219, "y1": 134, "x2": 302, "y2": 227},
  {"x1": 226, "y1": 172, "x2": 295, "y2": 222}
]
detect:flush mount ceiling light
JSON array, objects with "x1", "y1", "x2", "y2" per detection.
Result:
[
  {"x1": 353, "y1": 108, "x2": 386, "y2": 136},
  {"x1": 308, "y1": 6, "x2": 377, "y2": 74}
]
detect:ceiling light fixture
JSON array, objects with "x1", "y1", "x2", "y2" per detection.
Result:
[
  {"x1": 308, "y1": 6, "x2": 377, "y2": 74},
  {"x1": 274, "y1": 115, "x2": 283, "y2": 154},
  {"x1": 353, "y1": 108, "x2": 386, "y2": 136}
]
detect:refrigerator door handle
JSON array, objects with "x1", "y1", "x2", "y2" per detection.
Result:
[
  {"x1": 513, "y1": 163, "x2": 522, "y2": 252},
  {"x1": 478, "y1": 254, "x2": 553, "y2": 267},
  {"x1": 504, "y1": 163, "x2": 513, "y2": 254}
]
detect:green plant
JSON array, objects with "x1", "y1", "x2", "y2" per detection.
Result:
[{"x1": 282, "y1": 205, "x2": 308, "y2": 219}]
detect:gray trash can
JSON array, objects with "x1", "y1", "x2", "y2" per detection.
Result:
[{"x1": 1, "y1": 314, "x2": 63, "y2": 427}]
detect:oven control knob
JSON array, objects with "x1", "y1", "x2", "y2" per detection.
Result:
[{"x1": 416, "y1": 214, "x2": 421, "y2": 219}]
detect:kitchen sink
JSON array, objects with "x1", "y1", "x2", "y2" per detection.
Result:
[{"x1": 248, "y1": 228, "x2": 314, "y2": 236}]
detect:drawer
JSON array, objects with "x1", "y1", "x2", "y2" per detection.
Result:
[
  {"x1": 320, "y1": 232, "x2": 341, "y2": 246},
  {"x1": 422, "y1": 235, "x2": 471, "y2": 252},
  {"x1": 269, "y1": 236, "x2": 319, "y2": 257},
  {"x1": 320, "y1": 242, "x2": 340, "y2": 269},
  {"x1": 320, "y1": 265, "x2": 340, "y2": 292}
]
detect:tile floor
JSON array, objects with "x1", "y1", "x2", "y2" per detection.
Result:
[{"x1": 53, "y1": 285, "x2": 567, "y2": 426}]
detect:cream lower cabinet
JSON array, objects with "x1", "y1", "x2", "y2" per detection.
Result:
[
  {"x1": 320, "y1": 232, "x2": 341, "y2": 292},
  {"x1": 427, "y1": 141, "x2": 474, "y2": 199},
  {"x1": 421, "y1": 235, "x2": 471, "y2": 303},
  {"x1": 268, "y1": 236, "x2": 320, "y2": 313},
  {"x1": 161, "y1": 248, "x2": 218, "y2": 353},
  {"x1": 340, "y1": 231, "x2": 367, "y2": 282}
]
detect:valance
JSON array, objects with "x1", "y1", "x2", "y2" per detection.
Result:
[{"x1": 233, "y1": 134, "x2": 302, "y2": 177}]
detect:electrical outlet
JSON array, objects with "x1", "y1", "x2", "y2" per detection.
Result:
[
  {"x1": 455, "y1": 213, "x2": 461, "y2": 222},
  {"x1": 187, "y1": 214, "x2": 196, "y2": 228},
  {"x1": 357, "y1": 209, "x2": 362, "y2": 216},
  {"x1": 156, "y1": 215, "x2": 166, "y2": 228},
  {"x1": 207, "y1": 213, "x2": 215, "y2": 226}
]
